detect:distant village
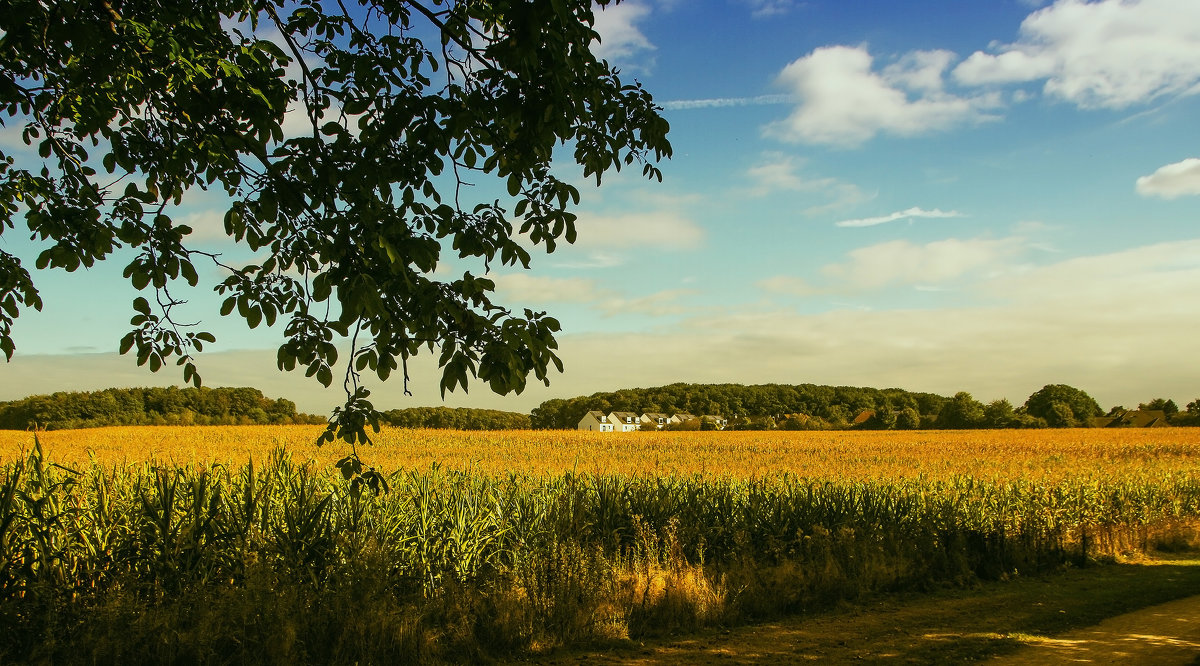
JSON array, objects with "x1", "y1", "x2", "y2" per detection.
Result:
[{"x1": 578, "y1": 411, "x2": 729, "y2": 432}]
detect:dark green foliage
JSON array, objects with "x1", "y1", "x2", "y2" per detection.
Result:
[
  {"x1": 983, "y1": 399, "x2": 1017, "y2": 428},
  {"x1": 0, "y1": 0, "x2": 671, "y2": 450},
  {"x1": 937, "y1": 392, "x2": 987, "y2": 430},
  {"x1": 1140, "y1": 398, "x2": 1180, "y2": 417},
  {"x1": 895, "y1": 407, "x2": 922, "y2": 430},
  {"x1": 0, "y1": 386, "x2": 324, "y2": 430},
  {"x1": 381, "y1": 406, "x2": 530, "y2": 430},
  {"x1": 1177, "y1": 399, "x2": 1200, "y2": 426},
  {"x1": 1024, "y1": 384, "x2": 1103, "y2": 428}
]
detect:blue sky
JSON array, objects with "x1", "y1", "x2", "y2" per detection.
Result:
[{"x1": 5, "y1": 0, "x2": 1200, "y2": 414}]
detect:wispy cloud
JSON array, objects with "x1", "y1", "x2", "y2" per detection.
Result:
[
  {"x1": 572, "y1": 210, "x2": 705, "y2": 250},
  {"x1": 491, "y1": 274, "x2": 610, "y2": 305},
  {"x1": 821, "y1": 237, "x2": 1027, "y2": 290},
  {"x1": 491, "y1": 274, "x2": 695, "y2": 318},
  {"x1": 834, "y1": 206, "x2": 963, "y2": 228},
  {"x1": 599, "y1": 288, "x2": 697, "y2": 316},
  {"x1": 551, "y1": 252, "x2": 626, "y2": 270},
  {"x1": 662, "y1": 94, "x2": 793, "y2": 111},
  {"x1": 744, "y1": 154, "x2": 868, "y2": 212},
  {"x1": 741, "y1": 0, "x2": 797, "y2": 19},
  {"x1": 757, "y1": 275, "x2": 820, "y2": 297}
]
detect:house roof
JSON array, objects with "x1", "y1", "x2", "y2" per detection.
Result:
[
  {"x1": 582, "y1": 410, "x2": 609, "y2": 422},
  {"x1": 853, "y1": 409, "x2": 875, "y2": 424},
  {"x1": 1126, "y1": 409, "x2": 1168, "y2": 427},
  {"x1": 673, "y1": 413, "x2": 697, "y2": 421},
  {"x1": 1095, "y1": 409, "x2": 1169, "y2": 428}
]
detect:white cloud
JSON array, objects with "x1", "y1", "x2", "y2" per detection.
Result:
[
  {"x1": 491, "y1": 273, "x2": 610, "y2": 304},
  {"x1": 592, "y1": 1, "x2": 655, "y2": 66},
  {"x1": 765, "y1": 46, "x2": 1002, "y2": 147},
  {"x1": 953, "y1": 0, "x2": 1200, "y2": 109},
  {"x1": 571, "y1": 210, "x2": 705, "y2": 250},
  {"x1": 821, "y1": 237, "x2": 1026, "y2": 289},
  {"x1": 882, "y1": 50, "x2": 959, "y2": 94},
  {"x1": 1135, "y1": 158, "x2": 1200, "y2": 199},
  {"x1": 834, "y1": 206, "x2": 963, "y2": 228}
]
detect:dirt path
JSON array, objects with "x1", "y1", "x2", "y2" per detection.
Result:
[
  {"x1": 989, "y1": 594, "x2": 1200, "y2": 665},
  {"x1": 507, "y1": 556, "x2": 1200, "y2": 665}
]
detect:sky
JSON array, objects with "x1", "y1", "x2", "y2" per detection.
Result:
[{"x1": 4, "y1": 0, "x2": 1200, "y2": 414}]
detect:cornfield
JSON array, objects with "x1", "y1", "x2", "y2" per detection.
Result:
[
  {"x1": 6, "y1": 424, "x2": 1200, "y2": 481},
  {"x1": 1, "y1": 427, "x2": 1199, "y2": 663}
]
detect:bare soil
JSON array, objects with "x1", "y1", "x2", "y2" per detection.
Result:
[{"x1": 504, "y1": 554, "x2": 1200, "y2": 665}]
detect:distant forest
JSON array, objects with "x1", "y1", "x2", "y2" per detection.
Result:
[
  {"x1": 530, "y1": 382, "x2": 1200, "y2": 430},
  {"x1": 381, "y1": 407, "x2": 530, "y2": 430},
  {"x1": 3, "y1": 383, "x2": 1196, "y2": 432},
  {"x1": 0, "y1": 387, "x2": 326, "y2": 430}
]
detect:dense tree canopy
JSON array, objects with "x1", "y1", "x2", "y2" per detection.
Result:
[
  {"x1": 0, "y1": 386, "x2": 322, "y2": 430},
  {"x1": 0, "y1": 0, "x2": 671, "y2": 451},
  {"x1": 381, "y1": 405, "x2": 528, "y2": 430},
  {"x1": 1024, "y1": 384, "x2": 1102, "y2": 427}
]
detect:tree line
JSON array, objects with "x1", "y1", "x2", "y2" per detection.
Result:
[
  {"x1": 0, "y1": 387, "x2": 325, "y2": 430},
  {"x1": 530, "y1": 382, "x2": 1200, "y2": 430},
  {"x1": 381, "y1": 407, "x2": 530, "y2": 430}
]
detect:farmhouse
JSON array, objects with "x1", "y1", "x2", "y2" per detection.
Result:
[
  {"x1": 608, "y1": 411, "x2": 641, "y2": 432},
  {"x1": 577, "y1": 411, "x2": 614, "y2": 432},
  {"x1": 640, "y1": 412, "x2": 671, "y2": 429},
  {"x1": 1091, "y1": 409, "x2": 1170, "y2": 428}
]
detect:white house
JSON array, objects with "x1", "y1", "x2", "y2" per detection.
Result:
[
  {"x1": 671, "y1": 413, "x2": 697, "y2": 426},
  {"x1": 577, "y1": 410, "x2": 614, "y2": 432},
  {"x1": 640, "y1": 412, "x2": 671, "y2": 429},
  {"x1": 608, "y1": 411, "x2": 641, "y2": 432}
]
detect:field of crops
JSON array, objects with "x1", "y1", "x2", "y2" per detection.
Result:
[
  {"x1": 2, "y1": 426, "x2": 1199, "y2": 663},
  {"x1": 5, "y1": 424, "x2": 1200, "y2": 481}
]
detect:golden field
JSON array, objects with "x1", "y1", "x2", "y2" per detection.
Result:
[
  {"x1": 4, "y1": 425, "x2": 1200, "y2": 482},
  {"x1": 5, "y1": 424, "x2": 1200, "y2": 663}
]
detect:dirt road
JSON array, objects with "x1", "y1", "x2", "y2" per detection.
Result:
[
  {"x1": 989, "y1": 594, "x2": 1200, "y2": 665},
  {"x1": 508, "y1": 556, "x2": 1200, "y2": 665}
]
